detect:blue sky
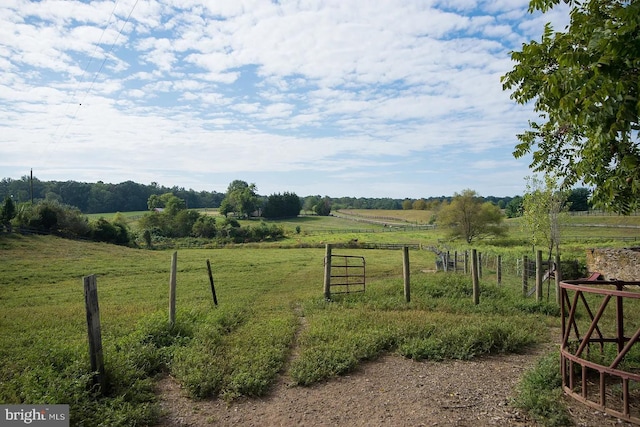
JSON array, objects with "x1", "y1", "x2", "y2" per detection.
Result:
[{"x1": 0, "y1": 0, "x2": 570, "y2": 198}]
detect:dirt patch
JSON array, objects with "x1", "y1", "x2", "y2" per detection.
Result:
[{"x1": 154, "y1": 346, "x2": 634, "y2": 426}]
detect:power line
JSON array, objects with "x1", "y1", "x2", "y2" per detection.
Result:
[{"x1": 55, "y1": 0, "x2": 140, "y2": 144}]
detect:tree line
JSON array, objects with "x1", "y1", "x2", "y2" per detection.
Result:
[
  {"x1": 0, "y1": 173, "x2": 595, "y2": 249},
  {"x1": 0, "y1": 177, "x2": 225, "y2": 214},
  {"x1": 1, "y1": 175, "x2": 588, "y2": 215}
]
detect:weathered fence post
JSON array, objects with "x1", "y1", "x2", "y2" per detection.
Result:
[
  {"x1": 444, "y1": 251, "x2": 449, "y2": 272},
  {"x1": 206, "y1": 259, "x2": 218, "y2": 306},
  {"x1": 522, "y1": 255, "x2": 528, "y2": 297},
  {"x1": 536, "y1": 250, "x2": 543, "y2": 302},
  {"x1": 555, "y1": 253, "x2": 561, "y2": 306},
  {"x1": 403, "y1": 246, "x2": 410, "y2": 303},
  {"x1": 169, "y1": 251, "x2": 177, "y2": 325},
  {"x1": 497, "y1": 255, "x2": 502, "y2": 285},
  {"x1": 478, "y1": 252, "x2": 482, "y2": 279},
  {"x1": 323, "y1": 244, "x2": 332, "y2": 300},
  {"x1": 471, "y1": 249, "x2": 479, "y2": 305},
  {"x1": 454, "y1": 251, "x2": 458, "y2": 273},
  {"x1": 84, "y1": 274, "x2": 105, "y2": 390},
  {"x1": 464, "y1": 250, "x2": 468, "y2": 275}
]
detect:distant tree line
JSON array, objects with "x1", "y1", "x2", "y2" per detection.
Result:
[
  {"x1": 137, "y1": 189, "x2": 287, "y2": 245},
  {"x1": 1, "y1": 174, "x2": 595, "y2": 249},
  {"x1": 0, "y1": 176, "x2": 224, "y2": 214},
  {"x1": 0, "y1": 176, "x2": 592, "y2": 217}
]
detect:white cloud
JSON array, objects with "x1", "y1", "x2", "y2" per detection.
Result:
[{"x1": 0, "y1": 0, "x2": 575, "y2": 198}]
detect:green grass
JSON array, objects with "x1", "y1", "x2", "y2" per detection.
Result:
[
  {"x1": 3, "y1": 211, "x2": 639, "y2": 425},
  {"x1": 514, "y1": 352, "x2": 572, "y2": 427},
  {"x1": 85, "y1": 210, "x2": 148, "y2": 221}
]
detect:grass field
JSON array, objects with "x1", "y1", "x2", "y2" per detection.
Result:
[{"x1": 2, "y1": 211, "x2": 640, "y2": 426}]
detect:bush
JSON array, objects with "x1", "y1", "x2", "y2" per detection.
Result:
[
  {"x1": 91, "y1": 218, "x2": 131, "y2": 245},
  {"x1": 12, "y1": 200, "x2": 93, "y2": 239},
  {"x1": 192, "y1": 216, "x2": 217, "y2": 238}
]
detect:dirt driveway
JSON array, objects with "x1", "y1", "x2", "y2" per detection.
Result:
[{"x1": 155, "y1": 347, "x2": 634, "y2": 427}]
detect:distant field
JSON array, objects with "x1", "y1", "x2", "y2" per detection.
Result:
[
  {"x1": 337, "y1": 209, "x2": 435, "y2": 224},
  {"x1": 85, "y1": 210, "x2": 148, "y2": 220},
  {"x1": 339, "y1": 208, "x2": 640, "y2": 226},
  {"x1": 84, "y1": 208, "x2": 640, "y2": 250},
  {"x1": 332, "y1": 209, "x2": 640, "y2": 246}
]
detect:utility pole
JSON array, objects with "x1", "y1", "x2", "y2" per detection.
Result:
[{"x1": 30, "y1": 169, "x2": 34, "y2": 204}]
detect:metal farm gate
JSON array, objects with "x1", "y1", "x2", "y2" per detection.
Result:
[{"x1": 326, "y1": 254, "x2": 366, "y2": 295}]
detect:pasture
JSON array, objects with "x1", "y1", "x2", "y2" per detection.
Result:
[{"x1": 2, "y1": 211, "x2": 640, "y2": 426}]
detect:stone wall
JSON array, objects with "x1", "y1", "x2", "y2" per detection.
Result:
[{"x1": 585, "y1": 248, "x2": 640, "y2": 281}]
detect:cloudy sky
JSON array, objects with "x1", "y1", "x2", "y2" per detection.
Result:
[{"x1": 0, "y1": 0, "x2": 570, "y2": 198}]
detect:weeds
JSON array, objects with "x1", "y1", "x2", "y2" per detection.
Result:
[{"x1": 514, "y1": 351, "x2": 571, "y2": 427}]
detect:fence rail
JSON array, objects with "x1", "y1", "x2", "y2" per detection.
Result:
[{"x1": 560, "y1": 280, "x2": 640, "y2": 425}]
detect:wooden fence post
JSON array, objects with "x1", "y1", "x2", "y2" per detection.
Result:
[
  {"x1": 323, "y1": 244, "x2": 332, "y2": 300},
  {"x1": 522, "y1": 255, "x2": 528, "y2": 297},
  {"x1": 497, "y1": 255, "x2": 502, "y2": 285},
  {"x1": 478, "y1": 252, "x2": 482, "y2": 279},
  {"x1": 169, "y1": 251, "x2": 177, "y2": 325},
  {"x1": 464, "y1": 250, "x2": 468, "y2": 275},
  {"x1": 84, "y1": 274, "x2": 105, "y2": 390},
  {"x1": 471, "y1": 249, "x2": 479, "y2": 305},
  {"x1": 206, "y1": 259, "x2": 218, "y2": 306},
  {"x1": 555, "y1": 253, "x2": 561, "y2": 306},
  {"x1": 454, "y1": 251, "x2": 458, "y2": 273},
  {"x1": 536, "y1": 250, "x2": 543, "y2": 302},
  {"x1": 403, "y1": 246, "x2": 410, "y2": 303}
]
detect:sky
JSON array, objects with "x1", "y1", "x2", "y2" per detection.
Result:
[{"x1": 0, "y1": 0, "x2": 571, "y2": 199}]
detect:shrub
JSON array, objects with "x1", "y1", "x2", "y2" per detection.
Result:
[
  {"x1": 91, "y1": 218, "x2": 131, "y2": 245},
  {"x1": 397, "y1": 319, "x2": 534, "y2": 361},
  {"x1": 192, "y1": 216, "x2": 217, "y2": 238}
]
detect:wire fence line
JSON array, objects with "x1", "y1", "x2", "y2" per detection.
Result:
[{"x1": 428, "y1": 248, "x2": 584, "y2": 288}]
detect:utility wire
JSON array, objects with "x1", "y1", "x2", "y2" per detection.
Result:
[{"x1": 55, "y1": 0, "x2": 139, "y2": 144}]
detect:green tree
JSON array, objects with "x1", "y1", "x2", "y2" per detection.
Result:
[
  {"x1": 192, "y1": 216, "x2": 217, "y2": 238},
  {"x1": 437, "y1": 189, "x2": 507, "y2": 243},
  {"x1": 566, "y1": 187, "x2": 591, "y2": 212},
  {"x1": 0, "y1": 196, "x2": 16, "y2": 232},
  {"x1": 263, "y1": 192, "x2": 301, "y2": 218},
  {"x1": 91, "y1": 217, "x2": 130, "y2": 245},
  {"x1": 313, "y1": 197, "x2": 332, "y2": 216},
  {"x1": 522, "y1": 175, "x2": 569, "y2": 259},
  {"x1": 164, "y1": 195, "x2": 187, "y2": 216},
  {"x1": 147, "y1": 194, "x2": 162, "y2": 210},
  {"x1": 412, "y1": 199, "x2": 427, "y2": 210},
  {"x1": 505, "y1": 196, "x2": 524, "y2": 218},
  {"x1": 147, "y1": 193, "x2": 186, "y2": 213},
  {"x1": 502, "y1": 0, "x2": 640, "y2": 214},
  {"x1": 220, "y1": 180, "x2": 259, "y2": 218},
  {"x1": 402, "y1": 199, "x2": 413, "y2": 210},
  {"x1": 303, "y1": 196, "x2": 320, "y2": 214},
  {"x1": 140, "y1": 192, "x2": 197, "y2": 238}
]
